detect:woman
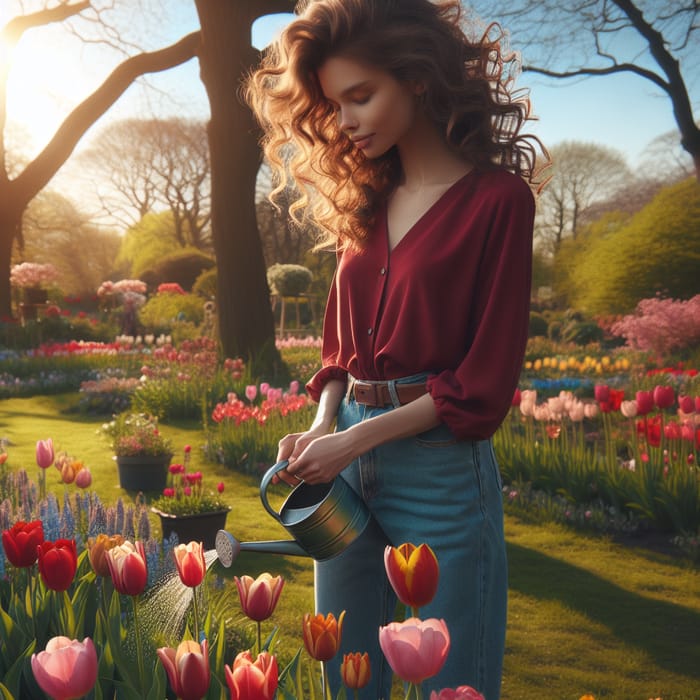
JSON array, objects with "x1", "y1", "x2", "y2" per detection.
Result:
[{"x1": 247, "y1": 1, "x2": 546, "y2": 697}]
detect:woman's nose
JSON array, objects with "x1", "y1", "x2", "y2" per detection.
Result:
[{"x1": 337, "y1": 106, "x2": 357, "y2": 132}]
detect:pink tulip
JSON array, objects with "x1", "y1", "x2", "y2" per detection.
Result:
[
  {"x1": 36, "y1": 438, "x2": 54, "y2": 469},
  {"x1": 583, "y1": 403, "x2": 599, "y2": 419},
  {"x1": 653, "y1": 385, "x2": 675, "y2": 409},
  {"x1": 378, "y1": 617, "x2": 450, "y2": 685},
  {"x1": 75, "y1": 468, "x2": 92, "y2": 489},
  {"x1": 568, "y1": 401, "x2": 585, "y2": 422},
  {"x1": 245, "y1": 385, "x2": 258, "y2": 401},
  {"x1": 289, "y1": 380, "x2": 300, "y2": 394},
  {"x1": 106, "y1": 540, "x2": 148, "y2": 596},
  {"x1": 635, "y1": 390, "x2": 654, "y2": 416},
  {"x1": 217, "y1": 481, "x2": 225, "y2": 493},
  {"x1": 235, "y1": 573, "x2": 285, "y2": 622},
  {"x1": 681, "y1": 422, "x2": 695, "y2": 442},
  {"x1": 31, "y1": 636, "x2": 98, "y2": 700},
  {"x1": 173, "y1": 541, "x2": 206, "y2": 588},
  {"x1": 259, "y1": 382, "x2": 270, "y2": 396},
  {"x1": 157, "y1": 639, "x2": 210, "y2": 700},
  {"x1": 430, "y1": 687, "x2": 485, "y2": 700},
  {"x1": 620, "y1": 400, "x2": 638, "y2": 419},
  {"x1": 225, "y1": 650, "x2": 278, "y2": 700}
]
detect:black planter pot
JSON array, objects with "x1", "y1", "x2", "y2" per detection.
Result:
[
  {"x1": 153, "y1": 508, "x2": 230, "y2": 550},
  {"x1": 115, "y1": 454, "x2": 170, "y2": 492}
]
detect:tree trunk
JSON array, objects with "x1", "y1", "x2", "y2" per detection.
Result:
[{"x1": 194, "y1": 0, "x2": 290, "y2": 378}]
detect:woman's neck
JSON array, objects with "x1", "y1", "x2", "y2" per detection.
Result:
[{"x1": 396, "y1": 114, "x2": 472, "y2": 191}]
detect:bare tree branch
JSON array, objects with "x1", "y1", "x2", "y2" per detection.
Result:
[{"x1": 12, "y1": 31, "x2": 201, "y2": 208}]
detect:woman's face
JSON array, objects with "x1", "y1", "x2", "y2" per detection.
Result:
[{"x1": 317, "y1": 55, "x2": 421, "y2": 159}]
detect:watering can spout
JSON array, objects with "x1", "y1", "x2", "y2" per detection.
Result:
[{"x1": 215, "y1": 530, "x2": 308, "y2": 567}]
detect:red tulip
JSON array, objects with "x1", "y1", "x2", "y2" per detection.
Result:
[
  {"x1": 302, "y1": 611, "x2": 346, "y2": 662},
  {"x1": 594, "y1": 384, "x2": 610, "y2": 403},
  {"x1": 106, "y1": 540, "x2": 148, "y2": 596},
  {"x1": 235, "y1": 573, "x2": 285, "y2": 622},
  {"x1": 2, "y1": 520, "x2": 44, "y2": 568},
  {"x1": 430, "y1": 687, "x2": 485, "y2": 700},
  {"x1": 511, "y1": 388, "x2": 521, "y2": 407},
  {"x1": 341, "y1": 652, "x2": 371, "y2": 690},
  {"x1": 653, "y1": 385, "x2": 675, "y2": 409},
  {"x1": 384, "y1": 542, "x2": 440, "y2": 609},
  {"x1": 695, "y1": 396, "x2": 700, "y2": 413},
  {"x1": 664, "y1": 421, "x2": 682, "y2": 440},
  {"x1": 157, "y1": 639, "x2": 210, "y2": 700},
  {"x1": 37, "y1": 539, "x2": 78, "y2": 592},
  {"x1": 36, "y1": 438, "x2": 54, "y2": 469},
  {"x1": 0, "y1": 453, "x2": 7, "y2": 465},
  {"x1": 31, "y1": 636, "x2": 98, "y2": 700},
  {"x1": 678, "y1": 395, "x2": 695, "y2": 414},
  {"x1": 635, "y1": 390, "x2": 654, "y2": 416},
  {"x1": 224, "y1": 650, "x2": 278, "y2": 700},
  {"x1": 173, "y1": 541, "x2": 206, "y2": 588},
  {"x1": 378, "y1": 617, "x2": 450, "y2": 685},
  {"x1": 599, "y1": 388, "x2": 624, "y2": 413}
]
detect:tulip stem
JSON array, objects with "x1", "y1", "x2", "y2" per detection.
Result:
[
  {"x1": 256, "y1": 620, "x2": 262, "y2": 653},
  {"x1": 27, "y1": 567, "x2": 37, "y2": 640},
  {"x1": 131, "y1": 596, "x2": 146, "y2": 698},
  {"x1": 322, "y1": 660, "x2": 331, "y2": 700},
  {"x1": 192, "y1": 585, "x2": 201, "y2": 643}
]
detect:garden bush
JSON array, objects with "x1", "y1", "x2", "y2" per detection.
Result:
[
  {"x1": 192, "y1": 267, "x2": 217, "y2": 299},
  {"x1": 138, "y1": 291, "x2": 205, "y2": 334},
  {"x1": 140, "y1": 248, "x2": 216, "y2": 291},
  {"x1": 528, "y1": 311, "x2": 548, "y2": 337},
  {"x1": 267, "y1": 263, "x2": 313, "y2": 297}
]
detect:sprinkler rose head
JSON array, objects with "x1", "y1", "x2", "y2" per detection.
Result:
[{"x1": 215, "y1": 530, "x2": 241, "y2": 568}]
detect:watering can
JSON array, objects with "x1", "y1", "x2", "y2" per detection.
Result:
[{"x1": 215, "y1": 460, "x2": 388, "y2": 567}]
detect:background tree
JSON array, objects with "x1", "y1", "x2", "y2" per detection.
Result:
[
  {"x1": 20, "y1": 190, "x2": 121, "y2": 296},
  {"x1": 558, "y1": 178, "x2": 700, "y2": 313},
  {"x1": 536, "y1": 140, "x2": 631, "y2": 252},
  {"x1": 467, "y1": 0, "x2": 700, "y2": 177},
  {"x1": 0, "y1": 2, "x2": 199, "y2": 318},
  {"x1": 77, "y1": 117, "x2": 212, "y2": 250}
]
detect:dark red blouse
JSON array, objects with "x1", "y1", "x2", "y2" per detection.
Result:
[{"x1": 306, "y1": 168, "x2": 535, "y2": 440}]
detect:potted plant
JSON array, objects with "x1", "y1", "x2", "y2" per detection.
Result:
[
  {"x1": 151, "y1": 445, "x2": 230, "y2": 549},
  {"x1": 101, "y1": 412, "x2": 173, "y2": 492}
]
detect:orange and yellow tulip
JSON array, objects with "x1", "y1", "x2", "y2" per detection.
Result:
[
  {"x1": 302, "y1": 611, "x2": 346, "y2": 662},
  {"x1": 384, "y1": 542, "x2": 439, "y2": 610}
]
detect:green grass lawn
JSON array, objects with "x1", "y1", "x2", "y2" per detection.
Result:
[{"x1": 1, "y1": 395, "x2": 699, "y2": 699}]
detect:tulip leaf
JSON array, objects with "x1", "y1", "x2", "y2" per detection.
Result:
[
  {"x1": 210, "y1": 619, "x2": 227, "y2": 677},
  {"x1": 145, "y1": 661, "x2": 166, "y2": 700},
  {"x1": 0, "y1": 681, "x2": 14, "y2": 700},
  {"x1": 70, "y1": 577, "x2": 97, "y2": 638},
  {"x1": 55, "y1": 590, "x2": 76, "y2": 638},
  {"x1": 2, "y1": 637, "x2": 35, "y2": 699}
]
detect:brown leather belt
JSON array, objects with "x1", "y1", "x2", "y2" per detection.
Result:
[{"x1": 349, "y1": 379, "x2": 428, "y2": 407}]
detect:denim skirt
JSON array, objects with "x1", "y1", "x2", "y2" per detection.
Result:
[{"x1": 315, "y1": 374, "x2": 508, "y2": 700}]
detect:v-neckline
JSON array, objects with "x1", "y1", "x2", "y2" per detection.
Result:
[{"x1": 385, "y1": 169, "x2": 475, "y2": 255}]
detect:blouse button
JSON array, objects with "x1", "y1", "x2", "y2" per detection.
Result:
[
  {"x1": 367, "y1": 328, "x2": 373, "y2": 335},
  {"x1": 380, "y1": 267, "x2": 386, "y2": 275}
]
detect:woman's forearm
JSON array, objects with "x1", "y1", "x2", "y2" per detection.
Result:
[
  {"x1": 309, "y1": 379, "x2": 346, "y2": 432},
  {"x1": 343, "y1": 392, "x2": 440, "y2": 456}
]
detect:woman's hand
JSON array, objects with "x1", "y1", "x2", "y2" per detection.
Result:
[
  {"x1": 274, "y1": 426, "x2": 328, "y2": 485},
  {"x1": 281, "y1": 430, "x2": 358, "y2": 485}
]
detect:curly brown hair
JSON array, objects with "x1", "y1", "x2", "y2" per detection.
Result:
[{"x1": 246, "y1": 0, "x2": 547, "y2": 249}]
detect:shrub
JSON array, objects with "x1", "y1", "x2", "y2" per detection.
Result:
[
  {"x1": 192, "y1": 268, "x2": 217, "y2": 299},
  {"x1": 529, "y1": 312, "x2": 548, "y2": 337},
  {"x1": 141, "y1": 248, "x2": 216, "y2": 291},
  {"x1": 267, "y1": 264, "x2": 313, "y2": 297},
  {"x1": 610, "y1": 294, "x2": 700, "y2": 357},
  {"x1": 561, "y1": 320, "x2": 604, "y2": 346},
  {"x1": 138, "y1": 292, "x2": 205, "y2": 334}
]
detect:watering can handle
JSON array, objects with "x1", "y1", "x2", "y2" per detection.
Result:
[{"x1": 259, "y1": 460, "x2": 291, "y2": 521}]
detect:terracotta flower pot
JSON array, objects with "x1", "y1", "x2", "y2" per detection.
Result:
[
  {"x1": 153, "y1": 508, "x2": 230, "y2": 550},
  {"x1": 115, "y1": 454, "x2": 170, "y2": 492}
]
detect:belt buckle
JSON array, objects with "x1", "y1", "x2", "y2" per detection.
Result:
[{"x1": 353, "y1": 381, "x2": 380, "y2": 407}]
